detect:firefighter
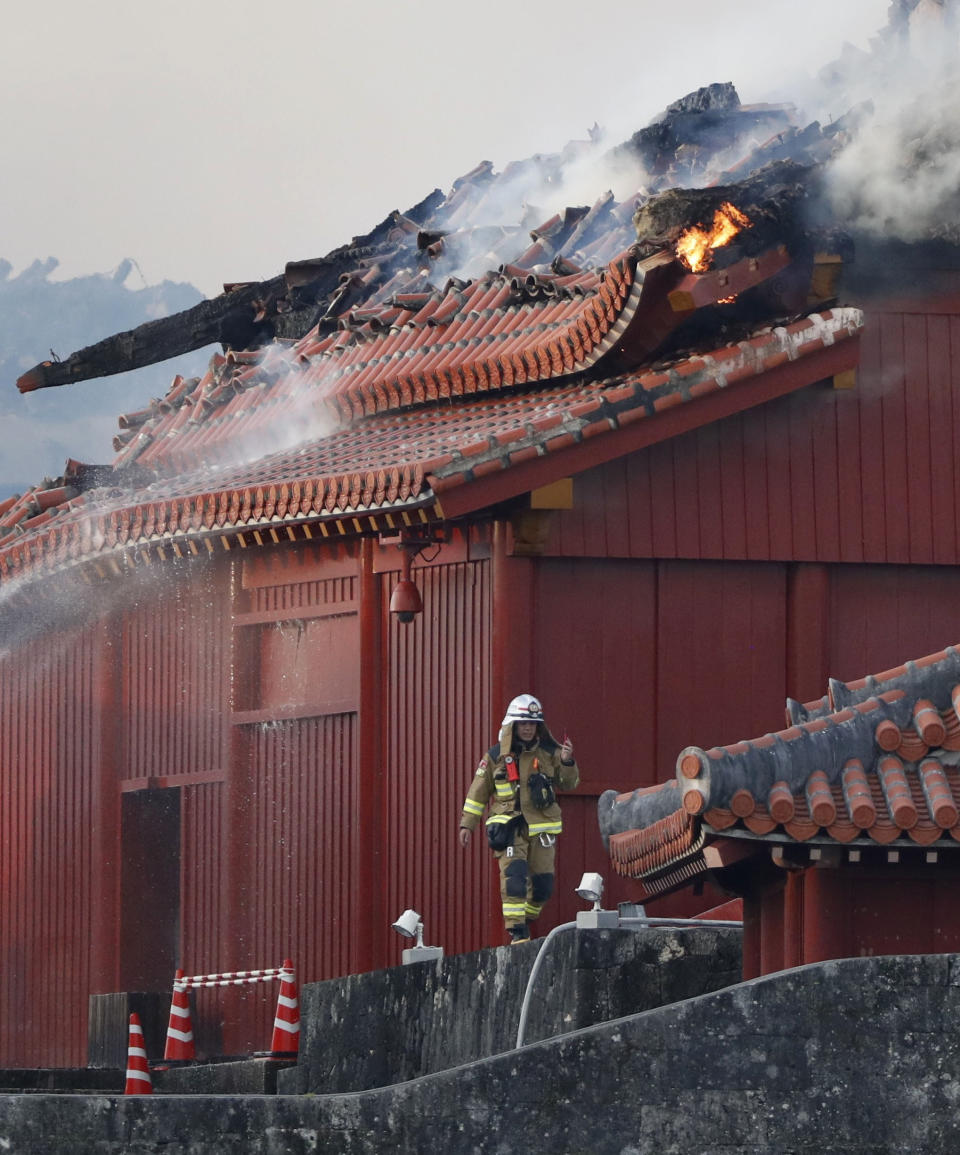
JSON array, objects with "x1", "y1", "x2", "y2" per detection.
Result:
[{"x1": 458, "y1": 694, "x2": 579, "y2": 944}]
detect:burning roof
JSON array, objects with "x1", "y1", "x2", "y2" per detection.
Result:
[
  {"x1": 14, "y1": 84, "x2": 845, "y2": 400},
  {"x1": 13, "y1": 0, "x2": 960, "y2": 594}
]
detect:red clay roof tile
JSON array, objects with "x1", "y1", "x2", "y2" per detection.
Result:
[
  {"x1": 602, "y1": 644, "x2": 960, "y2": 885},
  {"x1": 0, "y1": 301, "x2": 861, "y2": 583}
]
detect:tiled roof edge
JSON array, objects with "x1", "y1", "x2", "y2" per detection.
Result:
[
  {"x1": 675, "y1": 689, "x2": 911, "y2": 814},
  {"x1": 0, "y1": 471, "x2": 438, "y2": 588},
  {"x1": 428, "y1": 306, "x2": 863, "y2": 495},
  {"x1": 828, "y1": 645, "x2": 960, "y2": 714}
]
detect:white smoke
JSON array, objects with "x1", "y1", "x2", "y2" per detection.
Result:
[{"x1": 822, "y1": 4, "x2": 960, "y2": 241}]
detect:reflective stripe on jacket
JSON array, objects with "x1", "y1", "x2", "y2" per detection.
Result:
[{"x1": 458, "y1": 721, "x2": 579, "y2": 837}]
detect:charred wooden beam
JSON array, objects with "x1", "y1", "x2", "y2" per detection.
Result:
[
  {"x1": 16, "y1": 189, "x2": 446, "y2": 394},
  {"x1": 17, "y1": 275, "x2": 290, "y2": 393},
  {"x1": 607, "y1": 83, "x2": 794, "y2": 182}
]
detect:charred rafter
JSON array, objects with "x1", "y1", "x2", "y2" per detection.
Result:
[
  {"x1": 17, "y1": 276, "x2": 290, "y2": 393},
  {"x1": 16, "y1": 188, "x2": 445, "y2": 394}
]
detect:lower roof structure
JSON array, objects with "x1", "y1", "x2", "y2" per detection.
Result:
[{"x1": 600, "y1": 645, "x2": 960, "y2": 899}]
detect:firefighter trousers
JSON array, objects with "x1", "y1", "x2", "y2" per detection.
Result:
[{"x1": 495, "y1": 829, "x2": 556, "y2": 930}]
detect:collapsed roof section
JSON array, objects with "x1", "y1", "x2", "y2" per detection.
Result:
[
  {"x1": 0, "y1": 84, "x2": 865, "y2": 593},
  {"x1": 600, "y1": 646, "x2": 960, "y2": 900},
  {"x1": 14, "y1": 84, "x2": 842, "y2": 398}
]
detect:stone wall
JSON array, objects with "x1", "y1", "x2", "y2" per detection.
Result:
[
  {"x1": 1, "y1": 954, "x2": 959, "y2": 1152},
  {"x1": 281, "y1": 924, "x2": 741, "y2": 1093}
]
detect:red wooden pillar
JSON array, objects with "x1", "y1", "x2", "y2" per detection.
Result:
[
  {"x1": 489, "y1": 519, "x2": 536, "y2": 945},
  {"x1": 741, "y1": 894, "x2": 762, "y2": 980},
  {"x1": 801, "y1": 866, "x2": 849, "y2": 963},
  {"x1": 353, "y1": 537, "x2": 386, "y2": 972},
  {"x1": 759, "y1": 878, "x2": 786, "y2": 975},
  {"x1": 783, "y1": 870, "x2": 804, "y2": 969},
  {"x1": 89, "y1": 617, "x2": 122, "y2": 995}
]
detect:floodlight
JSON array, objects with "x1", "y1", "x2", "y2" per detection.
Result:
[
  {"x1": 575, "y1": 872, "x2": 604, "y2": 906},
  {"x1": 574, "y1": 872, "x2": 618, "y2": 930},
  {"x1": 391, "y1": 909, "x2": 422, "y2": 940},
  {"x1": 391, "y1": 908, "x2": 444, "y2": 965}
]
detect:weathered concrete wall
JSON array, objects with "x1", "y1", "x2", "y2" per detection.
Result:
[
  {"x1": 1, "y1": 954, "x2": 959, "y2": 1152},
  {"x1": 281, "y1": 924, "x2": 741, "y2": 1093}
]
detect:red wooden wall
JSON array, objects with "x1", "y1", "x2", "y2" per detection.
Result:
[
  {"x1": 546, "y1": 306, "x2": 960, "y2": 568},
  {"x1": 744, "y1": 865, "x2": 960, "y2": 978},
  {"x1": 4, "y1": 299, "x2": 960, "y2": 1065},
  {"x1": 0, "y1": 624, "x2": 103, "y2": 1066}
]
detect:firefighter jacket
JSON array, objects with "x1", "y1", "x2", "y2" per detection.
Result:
[{"x1": 459, "y1": 721, "x2": 580, "y2": 841}]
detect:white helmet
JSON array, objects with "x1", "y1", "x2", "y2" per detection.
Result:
[{"x1": 501, "y1": 693, "x2": 544, "y2": 726}]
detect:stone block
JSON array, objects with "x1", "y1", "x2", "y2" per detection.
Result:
[{"x1": 152, "y1": 1058, "x2": 294, "y2": 1095}]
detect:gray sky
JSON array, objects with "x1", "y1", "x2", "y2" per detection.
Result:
[{"x1": 4, "y1": 0, "x2": 892, "y2": 299}]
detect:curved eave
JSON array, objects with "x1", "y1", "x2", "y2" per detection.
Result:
[{"x1": 0, "y1": 488, "x2": 441, "y2": 593}]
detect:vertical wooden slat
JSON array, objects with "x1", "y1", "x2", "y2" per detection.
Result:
[
  {"x1": 925, "y1": 313, "x2": 956, "y2": 564},
  {"x1": 649, "y1": 441, "x2": 679, "y2": 557},
  {"x1": 673, "y1": 434, "x2": 701, "y2": 559},
  {"x1": 809, "y1": 389, "x2": 841, "y2": 560},
  {"x1": 761, "y1": 397, "x2": 794, "y2": 561},
  {"x1": 786, "y1": 563, "x2": 831, "y2": 708},
  {"x1": 880, "y1": 313, "x2": 911, "y2": 563},
  {"x1": 599, "y1": 456, "x2": 630, "y2": 559},
  {"x1": 625, "y1": 447, "x2": 654, "y2": 556},
  {"x1": 784, "y1": 390, "x2": 817, "y2": 557},
  {"x1": 834, "y1": 384, "x2": 865, "y2": 565},
  {"x1": 903, "y1": 312, "x2": 933, "y2": 562},
  {"x1": 741, "y1": 411, "x2": 772, "y2": 560},
  {"x1": 695, "y1": 421, "x2": 724, "y2": 559}
]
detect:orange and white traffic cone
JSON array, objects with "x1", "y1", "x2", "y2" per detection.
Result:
[
  {"x1": 163, "y1": 969, "x2": 196, "y2": 1061},
  {"x1": 270, "y1": 958, "x2": 300, "y2": 1055},
  {"x1": 124, "y1": 1013, "x2": 153, "y2": 1095}
]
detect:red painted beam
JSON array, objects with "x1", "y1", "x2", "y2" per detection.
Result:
[
  {"x1": 488, "y1": 520, "x2": 535, "y2": 947},
  {"x1": 354, "y1": 537, "x2": 387, "y2": 972}
]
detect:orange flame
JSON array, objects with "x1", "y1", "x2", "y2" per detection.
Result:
[{"x1": 676, "y1": 202, "x2": 752, "y2": 273}]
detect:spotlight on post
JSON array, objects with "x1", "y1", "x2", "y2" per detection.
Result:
[
  {"x1": 391, "y1": 909, "x2": 444, "y2": 965},
  {"x1": 575, "y1": 872, "x2": 604, "y2": 906},
  {"x1": 574, "y1": 872, "x2": 618, "y2": 929}
]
